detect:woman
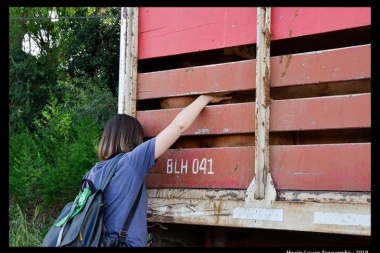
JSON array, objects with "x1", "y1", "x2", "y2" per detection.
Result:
[{"x1": 86, "y1": 93, "x2": 231, "y2": 247}]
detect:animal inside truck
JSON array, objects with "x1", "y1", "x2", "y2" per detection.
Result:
[{"x1": 118, "y1": 7, "x2": 371, "y2": 247}]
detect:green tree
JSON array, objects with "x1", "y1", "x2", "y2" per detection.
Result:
[
  {"x1": 62, "y1": 7, "x2": 121, "y2": 94},
  {"x1": 9, "y1": 7, "x2": 121, "y2": 132},
  {"x1": 9, "y1": 7, "x2": 60, "y2": 132}
]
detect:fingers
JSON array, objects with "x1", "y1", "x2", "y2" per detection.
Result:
[
  {"x1": 221, "y1": 96, "x2": 233, "y2": 101},
  {"x1": 217, "y1": 96, "x2": 232, "y2": 102},
  {"x1": 210, "y1": 95, "x2": 233, "y2": 103},
  {"x1": 216, "y1": 91, "x2": 233, "y2": 97},
  {"x1": 201, "y1": 92, "x2": 233, "y2": 104}
]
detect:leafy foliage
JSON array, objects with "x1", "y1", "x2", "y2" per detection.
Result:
[
  {"x1": 9, "y1": 7, "x2": 121, "y2": 246},
  {"x1": 9, "y1": 7, "x2": 62, "y2": 132},
  {"x1": 63, "y1": 7, "x2": 121, "y2": 94},
  {"x1": 9, "y1": 86, "x2": 116, "y2": 209},
  {"x1": 9, "y1": 126, "x2": 46, "y2": 208},
  {"x1": 9, "y1": 7, "x2": 121, "y2": 133}
]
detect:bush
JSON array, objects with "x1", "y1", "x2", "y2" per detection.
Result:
[
  {"x1": 9, "y1": 86, "x2": 116, "y2": 209},
  {"x1": 9, "y1": 127, "x2": 46, "y2": 210}
]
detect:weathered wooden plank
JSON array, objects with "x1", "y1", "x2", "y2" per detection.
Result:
[
  {"x1": 254, "y1": 7, "x2": 272, "y2": 199},
  {"x1": 271, "y1": 7, "x2": 370, "y2": 40},
  {"x1": 147, "y1": 188, "x2": 371, "y2": 204},
  {"x1": 118, "y1": 8, "x2": 138, "y2": 116},
  {"x1": 147, "y1": 197, "x2": 371, "y2": 236},
  {"x1": 146, "y1": 143, "x2": 370, "y2": 191},
  {"x1": 270, "y1": 144, "x2": 371, "y2": 191},
  {"x1": 146, "y1": 147, "x2": 255, "y2": 189},
  {"x1": 136, "y1": 93, "x2": 370, "y2": 137},
  {"x1": 138, "y1": 102, "x2": 254, "y2": 137},
  {"x1": 137, "y1": 44, "x2": 370, "y2": 99},
  {"x1": 272, "y1": 93, "x2": 370, "y2": 131},
  {"x1": 271, "y1": 45, "x2": 371, "y2": 87},
  {"x1": 138, "y1": 7, "x2": 256, "y2": 59},
  {"x1": 138, "y1": 7, "x2": 370, "y2": 59}
]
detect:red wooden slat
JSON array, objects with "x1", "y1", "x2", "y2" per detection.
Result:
[
  {"x1": 138, "y1": 7, "x2": 370, "y2": 59},
  {"x1": 146, "y1": 143, "x2": 370, "y2": 191},
  {"x1": 137, "y1": 60, "x2": 255, "y2": 99},
  {"x1": 146, "y1": 147, "x2": 255, "y2": 189},
  {"x1": 136, "y1": 93, "x2": 371, "y2": 137},
  {"x1": 271, "y1": 45, "x2": 371, "y2": 87},
  {"x1": 138, "y1": 7, "x2": 256, "y2": 59},
  {"x1": 270, "y1": 144, "x2": 371, "y2": 191},
  {"x1": 137, "y1": 103, "x2": 255, "y2": 137},
  {"x1": 271, "y1": 7, "x2": 370, "y2": 40},
  {"x1": 272, "y1": 93, "x2": 371, "y2": 131},
  {"x1": 137, "y1": 45, "x2": 370, "y2": 99}
]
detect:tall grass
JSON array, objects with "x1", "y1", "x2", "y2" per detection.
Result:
[{"x1": 9, "y1": 203, "x2": 44, "y2": 247}]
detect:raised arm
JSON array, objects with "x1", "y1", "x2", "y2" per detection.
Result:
[{"x1": 154, "y1": 93, "x2": 231, "y2": 159}]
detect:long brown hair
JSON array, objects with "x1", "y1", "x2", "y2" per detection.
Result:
[{"x1": 97, "y1": 114, "x2": 144, "y2": 161}]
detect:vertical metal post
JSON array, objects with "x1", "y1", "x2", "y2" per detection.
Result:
[
  {"x1": 118, "y1": 7, "x2": 139, "y2": 116},
  {"x1": 254, "y1": 7, "x2": 271, "y2": 200}
]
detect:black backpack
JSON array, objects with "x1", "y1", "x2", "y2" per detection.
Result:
[{"x1": 41, "y1": 154, "x2": 142, "y2": 247}]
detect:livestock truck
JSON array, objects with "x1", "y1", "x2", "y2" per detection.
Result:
[{"x1": 118, "y1": 7, "x2": 371, "y2": 247}]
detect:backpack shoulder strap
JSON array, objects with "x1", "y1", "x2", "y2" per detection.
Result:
[
  {"x1": 100, "y1": 153, "x2": 124, "y2": 191},
  {"x1": 117, "y1": 183, "x2": 143, "y2": 244}
]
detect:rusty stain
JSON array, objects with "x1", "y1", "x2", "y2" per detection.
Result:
[
  {"x1": 289, "y1": 10, "x2": 299, "y2": 38},
  {"x1": 265, "y1": 27, "x2": 271, "y2": 48},
  {"x1": 276, "y1": 190, "x2": 371, "y2": 204},
  {"x1": 263, "y1": 65, "x2": 270, "y2": 108},
  {"x1": 285, "y1": 55, "x2": 292, "y2": 69},
  {"x1": 174, "y1": 190, "x2": 186, "y2": 199},
  {"x1": 279, "y1": 55, "x2": 284, "y2": 64},
  {"x1": 213, "y1": 201, "x2": 223, "y2": 224},
  {"x1": 155, "y1": 189, "x2": 162, "y2": 197},
  {"x1": 281, "y1": 55, "x2": 293, "y2": 77}
]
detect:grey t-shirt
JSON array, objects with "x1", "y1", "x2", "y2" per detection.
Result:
[{"x1": 86, "y1": 137, "x2": 156, "y2": 247}]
